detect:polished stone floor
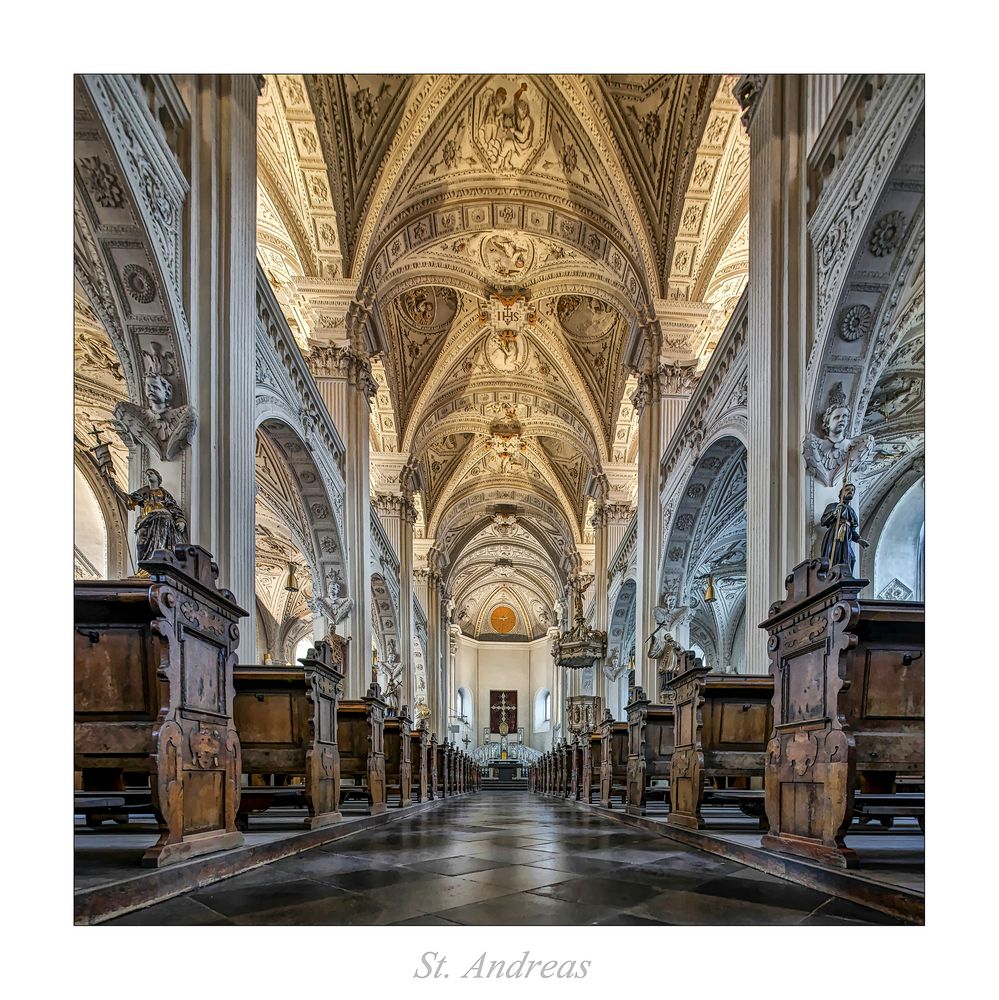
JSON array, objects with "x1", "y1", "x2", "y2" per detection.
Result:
[{"x1": 106, "y1": 794, "x2": 901, "y2": 925}]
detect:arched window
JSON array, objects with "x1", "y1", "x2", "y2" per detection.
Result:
[
  {"x1": 293, "y1": 636, "x2": 313, "y2": 665},
  {"x1": 457, "y1": 686, "x2": 472, "y2": 723},
  {"x1": 874, "y1": 478, "x2": 924, "y2": 601},
  {"x1": 534, "y1": 687, "x2": 552, "y2": 732}
]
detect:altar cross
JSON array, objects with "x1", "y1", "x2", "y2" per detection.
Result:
[{"x1": 491, "y1": 691, "x2": 512, "y2": 735}]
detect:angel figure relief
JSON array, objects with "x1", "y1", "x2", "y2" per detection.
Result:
[
  {"x1": 113, "y1": 346, "x2": 198, "y2": 462},
  {"x1": 478, "y1": 82, "x2": 536, "y2": 172}
]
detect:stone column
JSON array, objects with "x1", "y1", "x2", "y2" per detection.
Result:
[
  {"x1": 738, "y1": 75, "x2": 808, "y2": 674},
  {"x1": 591, "y1": 500, "x2": 635, "y2": 704},
  {"x1": 182, "y1": 74, "x2": 258, "y2": 658},
  {"x1": 373, "y1": 491, "x2": 417, "y2": 712},
  {"x1": 422, "y1": 564, "x2": 444, "y2": 739},
  {"x1": 308, "y1": 341, "x2": 377, "y2": 696}
]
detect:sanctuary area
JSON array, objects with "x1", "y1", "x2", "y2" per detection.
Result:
[{"x1": 73, "y1": 73, "x2": 924, "y2": 926}]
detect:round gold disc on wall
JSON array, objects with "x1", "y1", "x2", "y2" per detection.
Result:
[{"x1": 490, "y1": 604, "x2": 517, "y2": 634}]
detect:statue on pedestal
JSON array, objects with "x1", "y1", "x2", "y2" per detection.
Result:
[
  {"x1": 819, "y1": 480, "x2": 869, "y2": 576},
  {"x1": 100, "y1": 461, "x2": 187, "y2": 565}
]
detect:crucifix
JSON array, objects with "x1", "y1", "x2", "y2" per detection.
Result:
[{"x1": 491, "y1": 691, "x2": 512, "y2": 735}]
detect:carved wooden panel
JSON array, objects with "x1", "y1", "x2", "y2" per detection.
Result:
[{"x1": 74, "y1": 627, "x2": 154, "y2": 717}]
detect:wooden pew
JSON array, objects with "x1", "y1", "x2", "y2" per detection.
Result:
[
  {"x1": 384, "y1": 708, "x2": 413, "y2": 808},
  {"x1": 410, "y1": 721, "x2": 429, "y2": 803},
  {"x1": 599, "y1": 712, "x2": 629, "y2": 808},
  {"x1": 233, "y1": 638, "x2": 346, "y2": 829},
  {"x1": 667, "y1": 664, "x2": 774, "y2": 830},
  {"x1": 579, "y1": 729, "x2": 601, "y2": 804},
  {"x1": 428, "y1": 734, "x2": 439, "y2": 799},
  {"x1": 443, "y1": 742, "x2": 453, "y2": 796},
  {"x1": 625, "y1": 687, "x2": 675, "y2": 817},
  {"x1": 336, "y1": 681, "x2": 388, "y2": 814},
  {"x1": 759, "y1": 558, "x2": 925, "y2": 868},
  {"x1": 557, "y1": 739, "x2": 570, "y2": 797},
  {"x1": 570, "y1": 737, "x2": 583, "y2": 799},
  {"x1": 74, "y1": 545, "x2": 246, "y2": 867}
]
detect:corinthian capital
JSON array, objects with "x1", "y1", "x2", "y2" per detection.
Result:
[
  {"x1": 307, "y1": 341, "x2": 378, "y2": 401},
  {"x1": 734, "y1": 75, "x2": 767, "y2": 130}
]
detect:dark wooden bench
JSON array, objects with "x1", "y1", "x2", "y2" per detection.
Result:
[
  {"x1": 410, "y1": 721, "x2": 429, "y2": 803},
  {"x1": 74, "y1": 545, "x2": 246, "y2": 867},
  {"x1": 626, "y1": 688, "x2": 675, "y2": 816},
  {"x1": 428, "y1": 734, "x2": 439, "y2": 799},
  {"x1": 667, "y1": 667, "x2": 773, "y2": 830},
  {"x1": 233, "y1": 639, "x2": 345, "y2": 829},
  {"x1": 599, "y1": 713, "x2": 629, "y2": 808},
  {"x1": 384, "y1": 709, "x2": 413, "y2": 808},
  {"x1": 336, "y1": 681, "x2": 387, "y2": 814},
  {"x1": 759, "y1": 558, "x2": 925, "y2": 867}
]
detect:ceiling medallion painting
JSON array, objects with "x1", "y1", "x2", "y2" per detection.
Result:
[
  {"x1": 473, "y1": 80, "x2": 550, "y2": 174},
  {"x1": 481, "y1": 232, "x2": 535, "y2": 280},
  {"x1": 398, "y1": 286, "x2": 458, "y2": 331},
  {"x1": 480, "y1": 292, "x2": 537, "y2": 375},
  {"x1": 490, "y1": 604, "x2": 518, "y2": 634},
  {"x1": 556, "y1": 295, "x2": 618, "y2": 340}
]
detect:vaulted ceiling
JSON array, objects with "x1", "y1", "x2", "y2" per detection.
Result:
[{"x1": 256, "y1": 73, "x2": 748, "y2": 638}]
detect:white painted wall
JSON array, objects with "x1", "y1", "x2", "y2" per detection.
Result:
[
  {"x1": 75, "y1": 466, "x2": 107, "y2": 578},
  {"x1": 456, "y1": 634, "x2": 555, "y2": 751}
]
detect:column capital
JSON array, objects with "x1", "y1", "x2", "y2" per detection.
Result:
[
  {"x1": 734, "y1": 74, "x2": 767, "y2": 131},
  {"x1": 372, "y1": 491, "x2": 416, "y2": 524},
  {"x1": 593, "y1": 501, "x2": 635, "y2": 529},
  {"x1": 306, "y1": 341, "x2": 378, "y2": 401},
  {"x1": 630, "y1": 361, "x2": 699, "y2": 412}
]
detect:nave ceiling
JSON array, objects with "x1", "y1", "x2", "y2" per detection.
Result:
[{"x1": 253, "y1": 72, "x2": 752, "y2": 640}]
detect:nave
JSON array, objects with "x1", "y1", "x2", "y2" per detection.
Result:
[{"x1": 105, "y1": 795, "x2": 899, "y2": 925}]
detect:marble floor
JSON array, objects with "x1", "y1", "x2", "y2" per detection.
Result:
[{"x1": 105, "y1": 794, "x2": 903, "y2": 925}]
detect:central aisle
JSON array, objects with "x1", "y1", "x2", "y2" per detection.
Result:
[{"x1": 108, "y1": 796, "x2": 898, "y2": 925}]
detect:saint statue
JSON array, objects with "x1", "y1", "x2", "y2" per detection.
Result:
[
  {"x1": 104, "y1": 467, "x2": 188, "y2": 564},
  {"x1": 819, "y1": 480, "x2": 869, "y2": 576}
]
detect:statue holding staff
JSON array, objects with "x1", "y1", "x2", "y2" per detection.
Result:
[{"x1": 819, "y1": 458, "x2": 869, "y2": 576}]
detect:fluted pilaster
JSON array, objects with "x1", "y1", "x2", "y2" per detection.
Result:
[
  {"x1": 742, "y1": 75, "x2": 808, "y2": 674},
  {"x1": 184, "y1": 74, "x2": 258, "y2": 657}
]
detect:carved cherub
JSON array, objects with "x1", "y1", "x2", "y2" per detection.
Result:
[
  {"x1": 802, "y1": 389, "x2": 874, "y2": 488},
  {"x1": 114, "y1": 363, "x2": 198, "y2": 463}
]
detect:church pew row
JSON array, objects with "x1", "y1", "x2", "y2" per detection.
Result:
[
  {"x1": 599, "y1": 715, "x2": 629, "y2": 808},
  {"x1": 625, "y1": 692, "x2": 674, "y2": 816},
  {"x1": 75, "y1": 551, "x2": 483, "y2": 870},
  {"x1": 384, "y1": 710, "x2": 413, "y2": 808},
  {"x1": 411, "y1": 723, "x2": 429, "y2": 803},
  {"x1": 527, "y1": 558, "x2": 925, "y2": 871},
  {"x1": 666, "y1": 670, "x2": 773, "y2": 830}
]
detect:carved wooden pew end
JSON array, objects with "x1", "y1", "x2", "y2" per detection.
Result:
[
  {"x1": 234, "y1": 639, "x2": 346, "y2": 830},
  {"x1": 75, "y1": 545, "x2": 247, "y2": 867}
]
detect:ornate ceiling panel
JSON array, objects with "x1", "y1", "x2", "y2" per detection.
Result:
[
  {"x1": 254, "y1": 73, "x2": 735, "y2": 638},
  {"x1": 596, "y1": 74, "x2": 718, "y2": 289},
  {"x1": 306, "y1": 74, "x2": 414, "y2": 271}
]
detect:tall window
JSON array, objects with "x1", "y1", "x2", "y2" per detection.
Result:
[{"x1": 543, "y1": 690, "x2": 552, "y2": 722}]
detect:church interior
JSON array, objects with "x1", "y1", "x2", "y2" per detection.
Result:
[{"x1": 68, "y1": 69, "x2": 929, "y2": 932}]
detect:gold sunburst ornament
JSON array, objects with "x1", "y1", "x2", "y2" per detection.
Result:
[{"x1": 490, "y1": 605, "x2": 517, "y2": 634}]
